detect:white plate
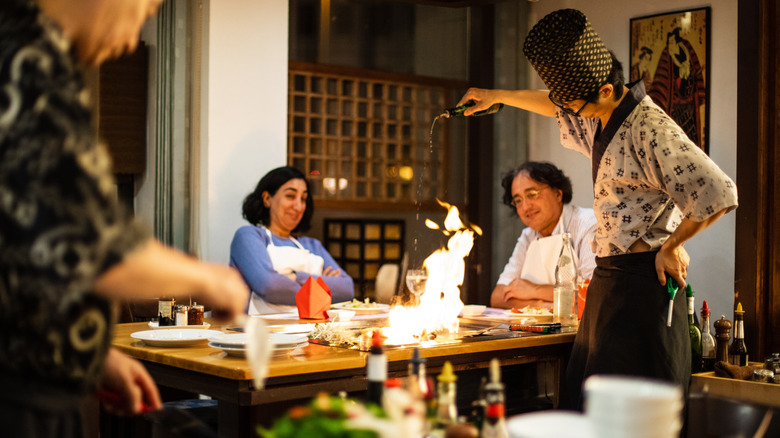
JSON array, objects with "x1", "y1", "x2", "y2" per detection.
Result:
[
  {"x1": 148, "y1": 321, "x2": 211, "y2": 330},
  {"x1": 209, "y1": 332, "x2": 308, "y2": 349},
  {"x1": 131, "y1": 329, "x2": 224, "y2": 347},
  {"x1": 267, "y1": 323, "x2": 316, "y2": 334},
  {"x1": 209, "y1": 341, "x2": 308, "y2": 358},
  {"x1": 330, "y1": 301, "x2": 390, "y2": 314}
]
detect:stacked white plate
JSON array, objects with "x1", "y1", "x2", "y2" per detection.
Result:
[
  {"x1": 507, "y1": 411, "x2": 592, "y2": 438},
  {"x1": 584, "y1": 375, "x2": 684, "y2": 438},
  {"x1": 208, "y1": 332, "x2": 308, "y2": 357}
]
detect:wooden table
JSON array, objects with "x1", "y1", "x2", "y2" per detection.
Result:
[{"x1": 111, "y1": 319, "x2": 575, "y2": 438}]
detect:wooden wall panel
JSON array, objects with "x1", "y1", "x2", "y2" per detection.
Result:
[{"x1": 98, "y1": 43, "x2": 149, "y2": 175}]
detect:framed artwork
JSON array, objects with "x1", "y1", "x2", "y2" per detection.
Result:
[{"x1": 630, "y1": 7, "x2": 711, "y2": 154}]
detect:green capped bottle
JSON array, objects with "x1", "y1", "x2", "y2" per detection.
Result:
[
  {"x1": 441, "y1": 100, "x2": 503, "y2": 118},
  {"x1": 687, "y1": 284, "x2": 703, "y2": 373}
]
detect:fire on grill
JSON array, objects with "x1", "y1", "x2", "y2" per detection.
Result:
[{"x1": 309, "y1": 200, "x2": 487, "y2": 350}]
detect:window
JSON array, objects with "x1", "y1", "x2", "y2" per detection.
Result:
[{"x1": 289, "y1": 62, "x2": 462, "y2": 208}]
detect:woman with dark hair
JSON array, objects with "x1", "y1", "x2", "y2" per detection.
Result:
[
  {"x1": 230, "y1": 166, "x2": 354, "y2": 314},
  {"x1": 492, "y1": 162, "x2": 596, "y2": 310}
]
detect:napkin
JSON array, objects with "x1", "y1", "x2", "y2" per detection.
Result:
[
  {"x1": 520, "y1": 234, "x2": 564, "y2": 285},
  {"x1": 713, "y1": 361, "x2": 761, "y2": 380},
  {"x1": 296, "y1": 276, "x2": 332, "y2": 319}
]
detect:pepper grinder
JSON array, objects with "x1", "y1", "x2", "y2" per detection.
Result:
[{"x1": 714, "y1": 315, "x2": 732, "y2": 364}]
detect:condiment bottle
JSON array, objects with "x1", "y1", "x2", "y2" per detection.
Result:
[
  {"x1": 174, "y1": 304, "x2": 189, "y2": 326},
  {"x1": 687, "y1": 285, "x2": 702, "y2": 374},
  {"x1": 188, "y1": 302, "x2": 204, "y2": 326},
  {"x1": 714, "y1": 315, "x2": 732, "y2": 364},
  {"x1": 481, "y1": 358, "x2": 509, "y2": 438},
  {"x1": 436, "y1": 361, "x2": 458, "y2": 429},
  {"x1": 700, "y1": 300, "x2": 716, "y2": 372},
  {"x1": 728, "y1": 303, "x2": 748, "y2": 366},
  {"x1": 366, "y1": 330, "x2": 387, "y2": 406},
  {"x1": 157, "y1": 297, "x2": 175, "y2": 326},
  {"x1": 441, "y1": 100, "x2": 503, "y2": 118},
  {"x1": 553, "y1": 233, "x2": 578, "y2": 326},
  {"x1": 408, "y1": 347, "x2": 429, "y2": 398},
  {"x1": 470, "y1": 376, "x2": 487, "y2": 432}
]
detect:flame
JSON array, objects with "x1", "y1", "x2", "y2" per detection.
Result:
[{"x1": 384, "y1": 201, "x2": 477, "y2": 345}]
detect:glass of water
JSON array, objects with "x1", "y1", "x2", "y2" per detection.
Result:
[{"x1": 405, "y1": 269, "x2": 428, "y2": 296}]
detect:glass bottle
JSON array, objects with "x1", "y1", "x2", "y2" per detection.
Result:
[
  {"x1": 441, "y1": 100, "x2": 503, "y2": 118},
  {"x1": 435, "y1": 361, "x2": 458, "y2": 429},
  {"x1": 553, "y1": 233, "x2": 578, "y2": 326},
  {"x1": 157, "y1": 297, "x2": 175, "y2": 326},
  {"x1": 728, "y1": 303, "x2": 748, "y2": 366},
  {"x1": 687, "y1": 285, "x2": 702, "y2": 373},
  {"x1": 366, "y1": 330, "x2": 387, "y2": 406},
  {"x1": 700, "y1": 300, "x2": 716, "y2": 371},
  {"x1": 470, "y1": 376, "x2": 487, "y2": 433},
  {"x1": 481, "y1": 358, "x2": 509, "y2": 438}
]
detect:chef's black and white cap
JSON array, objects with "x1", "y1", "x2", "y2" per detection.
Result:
[{"x1": 523, "y1": 9, "x2": 612, "y2": 104}]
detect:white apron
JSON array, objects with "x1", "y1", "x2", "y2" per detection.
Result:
[
  {"x1": 248, "y1": 227, "x2": 325, "y2": 315},
  {"x1": 519, "y1": 234, "x2": 580, "y2": 285}
]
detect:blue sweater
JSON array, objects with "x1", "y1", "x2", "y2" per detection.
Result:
[{"x1": 230, "y1": 225, "x2": 354, "y2": 306}]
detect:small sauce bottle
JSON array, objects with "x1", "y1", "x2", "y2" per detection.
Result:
[
  {"x1": 436, "y1": 361, "x2": 458, "y2": 429},
  {"x1": 188, "y1": 303, "x2": 204, "y2": 326}
]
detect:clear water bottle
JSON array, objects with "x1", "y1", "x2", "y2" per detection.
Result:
[{"x1": 553, "y1": 233, "x2": 578, "y2": 327}]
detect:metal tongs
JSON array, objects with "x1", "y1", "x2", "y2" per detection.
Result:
[{"x1": 666, "y1": 276, "x2": 679, "y2": 327}]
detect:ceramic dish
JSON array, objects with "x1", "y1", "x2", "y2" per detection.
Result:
[
  {"x1": 131, "y1": 329, "x2": 224, "y2": 347},
  {"x1": 148, "y1": 321, "x2": 211, "y2": 330},
  {"x1": 461, "y1": 304, "x2": 487, "y2": 317}
]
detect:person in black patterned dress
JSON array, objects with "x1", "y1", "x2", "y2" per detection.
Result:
[
  {"x1": 456, "y1": 9, "x2": 737, "y2": 409},
  {"x1": 0, "y1": 1, "x2": 249, "y2": 436}
]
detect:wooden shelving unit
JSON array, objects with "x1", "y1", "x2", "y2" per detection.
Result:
[{"x1": 323, "y1": 218, "x2": 405, "y2": 300}]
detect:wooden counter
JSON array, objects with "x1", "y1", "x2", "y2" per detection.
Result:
[{"x1": 111, "y1": 319, "x2": 575, "y2": 438}]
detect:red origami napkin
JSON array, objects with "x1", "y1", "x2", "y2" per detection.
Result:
[{"x1": 296, "y1": 276, "x2": 332, "y2": 319}]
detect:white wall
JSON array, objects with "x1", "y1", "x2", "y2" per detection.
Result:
[
  {"x1": 200, "y1": 0, "x2": 289, "y2": 264},
  {"x1": 527, "y1": 0, "x2": 738, "y2": 319}
]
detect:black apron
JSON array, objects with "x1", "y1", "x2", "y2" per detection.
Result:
[
  {"x1": 561, "y1": 251, "x2": 690, "y2": 410},
  {"x1": 0, "y1": 372, "x2": 86, "y2": 438}
]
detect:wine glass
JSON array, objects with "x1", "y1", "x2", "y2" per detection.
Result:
[{"x1": 406, "y1": 269, "x2": 428, "y2": 296}]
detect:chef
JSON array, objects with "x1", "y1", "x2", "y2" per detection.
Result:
[
  {"x1": 457, "y1": 8, "x2": 738, "y2": 409},
  {"x1": 492, "y1": 161, "x2": 596, "y2": 310}
]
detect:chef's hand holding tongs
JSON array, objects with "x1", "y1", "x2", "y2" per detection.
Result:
[{"x1": 666, "y1": 276, "x2": 679, "y2": 327}]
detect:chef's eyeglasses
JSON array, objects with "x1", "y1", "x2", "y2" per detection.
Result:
[
  {"x1": 511, "y1": 186, "x2": 550, "y2": 208},
  {"x1": 548, "y1": 88, "x2": 600, "y2": 116}
]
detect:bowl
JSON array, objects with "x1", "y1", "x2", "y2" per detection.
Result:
[
  {"x1": 326, "y1": 309, "x2": 355, "y2": 322},
  {"x1": 507, "y1": 411, "x2": 592, "y2": 438},
  {"x1": 461, "y1": 305, "x2": 487, "y2": 317}
]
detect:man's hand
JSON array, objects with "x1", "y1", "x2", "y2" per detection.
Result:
[
  {"x1": 491, "y1": 279, "x2": 553, "y2": 309},
  {"x1": 655, "y1": 244, "x2": 690, "y2": 289},
  {"x1": 97, "y1": 348, "x2": 162, "y2": 416},
  {"x1": 202, "y1": 265, "x2": 250, "y2": 322}
]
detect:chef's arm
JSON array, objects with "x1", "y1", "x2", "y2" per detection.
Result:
[
  {"x1": 655, "y1": 207, "x2": 729, "y2": 288},
  {"x1": 456, "y1": 88, "x2": 557, "y2": 117}
]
